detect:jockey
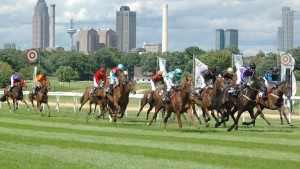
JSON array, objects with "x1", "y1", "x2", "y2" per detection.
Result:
[
  {"x1": 221, "y1": 67, "x2": 234, "y2": 86},
  {"x1": 108, "y1": 64, "x2": 124, "y2": 95},
  {"x1": 264, "y1": 67, "x2": 281, "y2": 87},
  {"x1": 261, "y1": 66, "x2": 281, "y2": 99},
  {"x1": 231, "y1": 62, "x2": 257, "y2": 97},
  {"x1": 8, "y1": 72, "x2": 21, "y2": 93},
  {"x1": 90, "y1": 67, "x2": 107, "y2": 95},
  {"x1": 164, "y1": 68, "x2": 183, "y2": 103},
  {"x1": 35, "y1": 73, "x2": 47, "y2": 95},
  {"x1": 197, "y1": 66, "x2": 217, "y2": 99},
  {"x1": 149, "y1": 70, "x2": 164, "y2": 103}
]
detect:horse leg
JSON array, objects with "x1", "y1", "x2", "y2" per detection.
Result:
[
  {"x1": 210, "y1": 110, "x2": 220, "y2": 128},
  {"x1": 136, "y1": 98, "x2": 148, "y2": 117},
  {"x1": 146, "y1": 104, "x2": 154, "y2": 120},
  {"x1": 202, "y1": 108, "x2": 210, "y2": 123},
  {"x1": 37, "y1": 102, "x2": 43, "y2": 116},
  {"x1": 148, "y1": 105, "x2": 162, "y2": 126},
  {"x1": 78, "y1": 95, "x2": 89, "y2": 111},
  {"x1": 187, "y1": 108, "x2": 199, "y2": 129},
  {"x1": 12, "y1": 98, "x2": 17, "y2": 112},
  {"x1": 192, "y1": 104, "x2": 201, "y2": 125},
  {"x1": 30, "y1": 99, "x2": 37, "y2": 114},
  {"x1": 163, "y1": 109, "x2": 173, "y2": 132},
  {"x1": 280, "y1": 105, "x2": 293, "y2": 126},
  {"x1": 45, "y1": 103, "x2": 51, "y2": 117},
  {"x1": 6, "y1": 97, "x2": 12, "y2": 112},
  {"x1": 228, "y1": 109, "x2": 243, "y2": 131},
  {"x1": 21, "y1": 99, "x2": 30, "y2": 111}
]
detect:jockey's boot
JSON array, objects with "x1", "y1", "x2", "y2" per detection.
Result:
[
  {"x1": 164, "y1": 91, "x2": 171, "y2": 103},
  {"x1": 148, "y1": 91, "x2": 154, "y2": 103},
  {"x1": 90, "y1": 87, "x2": 95, "y2": 95},
  {"x1": 108, "y1": 84, "x2": 113, "y2": 95},
  {"x1": 34, "y1": 86, "x2": 39, "y2": 95},
  {"x1": 262, "y1": 90, "x2": 268, "y2": 100},
  {"x1": 198, "y1": 88, "x2": 203, "y2": 100},
  {"x1": 232, "y1": 87, "x2": 239, "y2": 98},
  {"x1": 8, "y1": 87, "x2": 12, "y2": 93}
]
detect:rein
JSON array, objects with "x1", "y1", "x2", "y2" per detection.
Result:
[{"x1": 241, "y1": 94, "x2": 256, "y2": 102}]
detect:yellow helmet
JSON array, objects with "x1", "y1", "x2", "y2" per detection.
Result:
[
  {"x1": 157, "y1": 70, "x2": 163, "y2": 76},
  {"x1": 227, "y1": 67, "x2": 234, "y2": 74}
]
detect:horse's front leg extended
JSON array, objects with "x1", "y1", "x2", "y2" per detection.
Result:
[
  {"x1": 21, "y1": 99, "x2": 30, "y2": 111},
  {"x1": 37, "y1": 102, "x2": 43, "y2": 116},
  {"x1": 281, "y1": 105, "x2": 293, "y2": 126},
  {"x1": 6, "y1": 97, "x2": 12, "y2": 112},
  {"x1": 228, "y1": 109, "x2": 243, "y2": 131},
  {"x1": 163, "y1": 109, "x2": 173, "y2": 132},
  {"x1": 187, "y1": 108, "x2": 199, "y2": 129}
]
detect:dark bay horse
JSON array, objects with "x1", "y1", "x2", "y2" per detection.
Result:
[
  {"x1": 193, "y1": 77, "x2": 225, "y2": 127},
  {"x1": 29, "y1": 81, "x2": 51, "y2": 116},
  {"x1": 0, "y1": 77, "x2": 30, "y2": 112},
  {"x1": 242, "y1": 80, "x2": 293, "y2": 126},
  {"x1": 148, "y1": 77, "x2": 199, "y2": 132},
  {"x1": 227, "y1": 76, "x2": 267, "y2": 131}
]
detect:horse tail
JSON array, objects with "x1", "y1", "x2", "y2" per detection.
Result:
[{"x1": 0, "y1": 95, "x2": 6, "y2": 102}]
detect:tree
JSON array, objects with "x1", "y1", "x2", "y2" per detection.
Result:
[
  {"x1": 120, "y1": 53, "x2": 141, "y2": 78},
  {"x1": 199, "y1": 50, "x2": 232, "y2": 73},
  {"x1": 224, "y1": 45, "x2": 240, "y2": 55},
  {"x1": 0, "y1": 62, "x2": 12, "y2": 88},
  {"x1": 56, "y1": 66, "x2": 79, "y2": 86}
]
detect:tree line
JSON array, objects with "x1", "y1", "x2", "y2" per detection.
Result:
[{"x1": 0, "y1": 46, "x2": 299, "y2": 88}]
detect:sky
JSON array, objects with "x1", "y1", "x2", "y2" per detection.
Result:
[{"x1": 1, "y1": 0, "x2": 300, "y2": 56}]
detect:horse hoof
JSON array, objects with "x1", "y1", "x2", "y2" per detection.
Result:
[
  {"x1": 48, "y1": 115, "x2": 51, "y2": 117},
  {"x1": 242, "y1": 122, "x2": 247, "y2": 125},
  {"x1": 147, "y1": 123, "x2": 151, "y2": 126},
  {"x1": 234, "y1": 126, "x2": 238, "y2": 130},
  {"x1": 205, "y1": 123, "x2": 209, "y2": 128},
  {"x1": 289, "y1": 124, "x2": 293, "y2": 127},
  {"x1": 227, "y1": 128, "x2": 232, "y2": 132},
  {"x1": 214, "y1": 123, "x2": 219, "y2": 128}
]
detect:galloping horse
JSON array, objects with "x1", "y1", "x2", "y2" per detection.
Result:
[
  {"x1": 227, "y1": 76, "x2": 267, "y2": 131},
  {"x1": 193, "y1": 76, "x2": 225, "y2": 127},
  {"x1": 148, "y1": 77, "x2": 199, "y2": 132},
  {"x1": 78, "y1": 82, "x2": 108, "y2": 117},
  {"x1": 106, "y1": 72, "x2": 128, "y2": 122},
  {"x1": 29, "y1": 80, "x2": 51, "y2": 116},
  {"x1": 0, "y1": 77, "x2": 30, "y2": 112},
  {"x1": 242, "y1": 80, "x2": 293, "y2": 126}
]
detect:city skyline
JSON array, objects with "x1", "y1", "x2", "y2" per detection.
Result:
[{"x1": 1, "y1": 0, "x2": 300, "y2": 56}]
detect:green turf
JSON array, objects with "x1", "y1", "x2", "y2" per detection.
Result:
[{"x1": 0, "y1": 104, "x2": 299, "y2": 169}]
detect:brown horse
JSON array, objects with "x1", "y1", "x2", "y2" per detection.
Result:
[
  {"x1": 0, "y1": 77, "x2": 30, "y2": 112},
  {"x1": 29, "y1": 80, "x2": 51, "y2": 116},
  {"x1": 242, "y1": 80, "x2": 293, "y2": 126},
  {"x1": 227, "y1": 76, "x2": 267, "y2": 131},
  {"x1": 78, "y1": 83, "x2": 108, "y2": 117},
  {"x1": 193, "y1": 76, "x2": 225, "y2": 127},
  {"x1": 148, "y1": 77, "x2": 199, "y2": 132},
  {"x1": 106, "y1": 72, "x2": 128, "y2": 122}
]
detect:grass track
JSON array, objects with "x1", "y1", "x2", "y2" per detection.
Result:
[{"x1": 0, "y1": 106, "x2": 300, "y2": 169}]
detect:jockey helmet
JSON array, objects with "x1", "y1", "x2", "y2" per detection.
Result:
[
  {"x1": 209, "y1": 66, "x2": 217, "y2": 74},
  {"x1": 249, "y1": 62, "x2": 256, "y2": 69},
  {"x1": 124, "y1": 71, "x2": 128, "y2": 76},
  {"x1": 117, "y1": 64, "x2": 124, "y2": 71},
  {"x1": 175, "y1": 68, "x2": 183, "y2": 77},
  {"x1": 227, "y1": 67, "x2": 234, "y2": 75},
  {"x1": 272, "y1": 67, "x2": 279, "y2": 73},
  {"x1": 99, "y1": 67, "x2": 105, "y2": 73},
  {"x1": 157, "y1": 70, "x2": 163, "y2": 76}
]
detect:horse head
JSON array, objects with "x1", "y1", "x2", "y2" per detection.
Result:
[
  {"x1": 215, "y1": 76, "x2": 225, "y2": 93},
  {"x1": 119, "y1": 72, "x2": 128, "y2": 86},
  {"x1": 280, "y1": 81, "x2": 292, "y2": 99},
  {"x1": 182, "y1": 77, "x2": 194, "y2": 94},
  {"x1": 251, "y1": 76, "x2": 267, "y2": 92},
  {"x1": 19, "y1": 77, "x2": 27, "y2": 88},
  {"x1": 126, "y1": 80, "x2": 136, "y2": 94},
  {"x1": 41, "y1": 81, "x2": 51, "y2": 93}
]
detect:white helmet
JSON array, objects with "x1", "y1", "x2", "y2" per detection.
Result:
[
  {"x1": 227, "y1": 67, "x2": 234, "y2": 74},
  {"x1": 124, "y1": 71, "x2": 128, "y2": 76}
]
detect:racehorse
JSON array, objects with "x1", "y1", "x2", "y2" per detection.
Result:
[
  {"x1": 78, "y1": 83, "x2": 108, "y2": 117},
  {"x1": 106, "y1": 72, "x2": 128, "y2": 122},
  {"x1": 193, "y1": 76, "x2": 225, "y2": 127},
  {"x1": 147, "y1": 77, "x2": 199, "y2": 132},
  {"x1": 242, "y1": 80, "x2": 293, "y2": 126},
  {"x1": 0, "y1": 77, "x2": 30, "y2": 112},
  {"x1": 227, "y1": 76, "x2": 267, "y2": 131},
  {"x1": 29, "y1": 80, "x2": 51, "y2": 116}
]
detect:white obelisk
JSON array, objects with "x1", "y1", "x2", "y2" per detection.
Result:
[{"x1": 162, "y1": 4, "x2": 168, "y2": 52}]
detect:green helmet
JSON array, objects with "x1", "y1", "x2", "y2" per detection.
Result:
[{"x1": 175, "y1": 68, "x2": 183, "y2": 77}]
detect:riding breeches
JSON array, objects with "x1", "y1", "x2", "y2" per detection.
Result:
[{"x1": 150, "y1": 80, "x2": 159, "y2": 91}]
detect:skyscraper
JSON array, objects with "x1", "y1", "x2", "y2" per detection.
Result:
[
  {"x1": 116, "y1": 6, "x2": 136, "y2": 52},
  {"x1": 76, "y1": 28, "x2": 99, "y2": 54},
  {"x1": 278, "y1": 6, "x2": 295, "y2": 51},
  {"x1": 32, "y1": 0, "x2": 49, "y2": 50},
  {"x1": 215, "y1": 29, "x2": 238, "y2": 50}
]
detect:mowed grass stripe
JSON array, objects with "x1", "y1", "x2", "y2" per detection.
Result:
[
  {"x1": 1, "y1": 135, "x2": 300, "y2": 169},
  {"x1": 0, "y1": 141, "x2": 228, "y2": 169},
  {"x1": 1, "y1": 121, "x2": 300, "y2": 154},
  {"x1": 0, "y1": 117, "x2": 299, "y2": 146},
  {"x1": 0, "y1": 126, "x2": 299, "y2": 163}
]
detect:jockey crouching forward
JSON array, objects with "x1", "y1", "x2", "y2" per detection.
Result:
[
  {"x1": 262, "y1": 66, "x2": 281, "y2": 99},
  {"x1": 8, "y1": 72, "x2": 21, "y2": 93},
  {"x1": 230, "y1": 62, "x2": 257, "y2": 99},
  {"x1": 197, "y1": 67, "x2": 217, "y2": 99},
  {"x1": 164, "y1": 68, "x2": 183, "y2": 103},
  {"x1": 90, "y1": 68, "x2": 107, "y2": 95},
  {"x1": 34, "y1": 73, "x2": 47, "y2": 95},
  {"x1": 149, "y1": 70, "x2": 164, "y2": 103},
  {"x1": 108, "y1": 64, "x2": 124, "y2": 95}
]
